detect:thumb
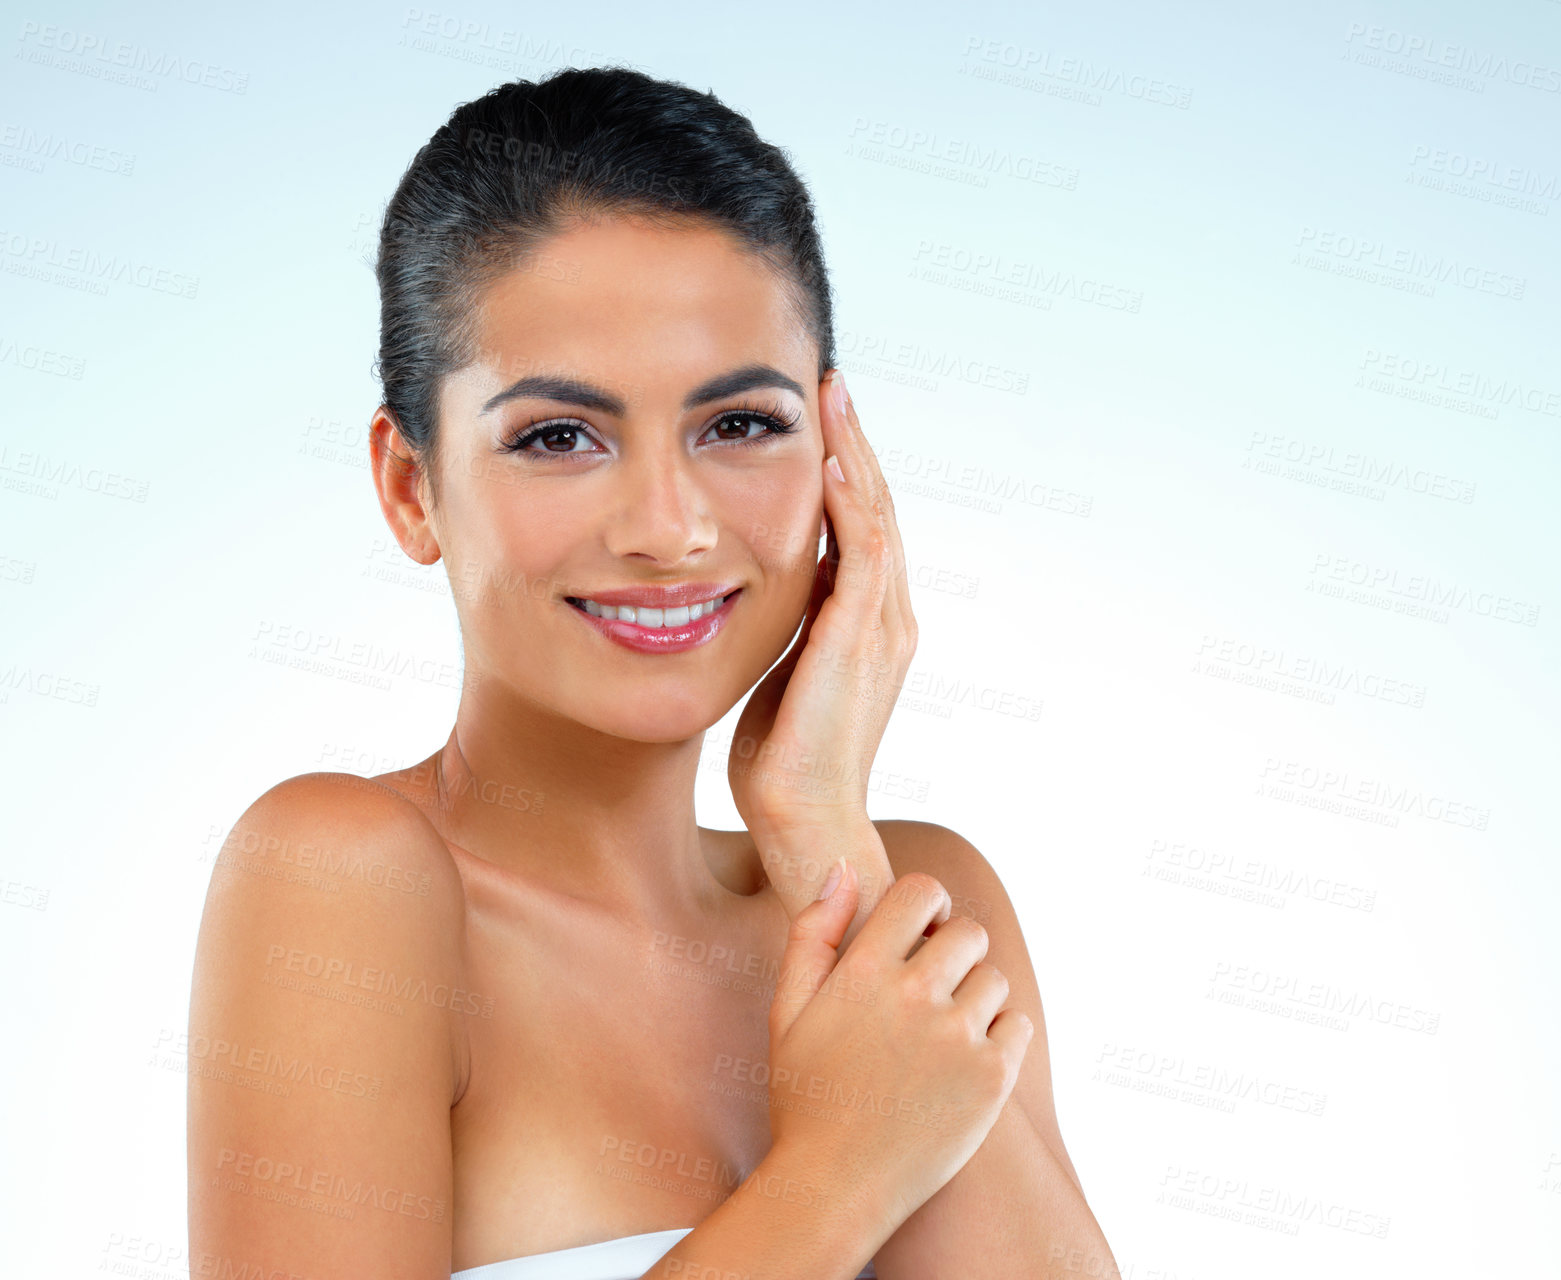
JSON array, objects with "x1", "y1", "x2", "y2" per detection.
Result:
[
  {"x1": 758, "y1": 550, "x2": 832, "y2": 698},
  {"x1": 769, "y1": 859, "x2": 859, "y2": 1043},
  {"x1": 790, "y1": 542, "x2": 836, "y2": 659},
  {"x1": 731, "y1": 550, "x2": 833, "y2": 769}
]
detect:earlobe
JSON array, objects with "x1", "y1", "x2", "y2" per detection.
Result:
[
  {"x1": 403, "y1": 519, "x2": 442, "y2": 567},
  {"x1": 398, "y1": 474, "x2": 442, "y2": 567},
  {"x1": 370, "y1": 409, "x2": 442, "y2": 566}
]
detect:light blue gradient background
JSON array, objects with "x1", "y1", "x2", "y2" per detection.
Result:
[{"x1": 3, "y1": 1, "x2": 1557, "y2": 1275}]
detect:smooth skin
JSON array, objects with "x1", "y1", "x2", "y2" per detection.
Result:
[
  {"x1": 726, "y1": 360, "x2": 915, "y2": 851},
  {"x1": 186, "y1": 212, "x2": 1117, "y2": 1279}
]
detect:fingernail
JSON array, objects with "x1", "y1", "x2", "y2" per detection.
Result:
[
  {"x1": 826, "y1": 454, "x2": 845, "y2": 484},
  {"x1": 817, "y1": 857, "x2": 845, "y2": 900},
  {"x1": 831, "y1": 371, "x2": 848, "y2": 419}
]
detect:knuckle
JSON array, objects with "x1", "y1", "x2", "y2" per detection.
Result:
[
  {"x1": 850, "y1": 950, "x2": 885, "y2": 988},
  {"x1": 957, "y1": 921, "x2": 991, "y2": 959},
  {"x1": 982, "y1": 1048, "x2": 1011, "y2": 1095},
  {"x1": 894, "y1": 871, "x2": 947, "y2": 912},
  {"x1": 899, "y1": 968, "x2": 941, "y2": 1009},
  {"x1": 849, "y1": 955, "x2": 886, "y2": 992}
]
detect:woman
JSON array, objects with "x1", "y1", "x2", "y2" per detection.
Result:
[{"x1": 187, "y1": 66, "x2": 1117, "y2": 1279}]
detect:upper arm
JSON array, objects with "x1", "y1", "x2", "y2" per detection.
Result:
[
  {"x1": 187, "y1": 772, "x2": 470, "y2": 1280},
  {"x1": 873, "y1": 819, "x2": 1084, "y2": 1194}
]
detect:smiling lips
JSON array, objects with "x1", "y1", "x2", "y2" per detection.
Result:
[
  {"x1": 573, "y1": 591, "x2": 737, "y2": 626},
  {"x1": 564, "y1": 583, "x2": 742, "y2": 653}
]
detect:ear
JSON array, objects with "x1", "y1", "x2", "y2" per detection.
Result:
[{"x1": 369, "y1": 407, "x2": 441, "y2": 566}]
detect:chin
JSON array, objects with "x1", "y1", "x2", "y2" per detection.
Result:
[
  {"x1": 591, "y1": 707, "x2": 725, "y2": 745},
  {"x1": 575, "y1": 681, "x2": 735, "y2": 744}
]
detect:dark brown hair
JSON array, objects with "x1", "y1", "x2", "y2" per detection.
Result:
[{"x1": 372, "y1": 64, "x2": 837, "y2": 505}]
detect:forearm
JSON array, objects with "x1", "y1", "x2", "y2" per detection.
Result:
[
  {"x1": 752, "y1": 818, "x2": 895, "y2": 948},
  {"x1": 638, "y1": 1142, "x2": 883, "y2": 1280},
  {"x1": 872, "y1": 1101, "x2": 1118, "y2": 1280}
]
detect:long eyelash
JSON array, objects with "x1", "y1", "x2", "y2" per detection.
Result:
[
  {"x1": 499, "y1": 397, "x2": 804, "y2": 456},
  {"x1": 715, "y1": 395, "x2": 803, "y2": 446},
  {"x1": 500, "y1": 415, "x2": 593, "y2": 454}
]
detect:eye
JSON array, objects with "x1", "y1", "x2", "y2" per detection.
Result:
[
  {"x1": 497, "y1": 398, "x2": 804, "y2": 459},
  {"x1": 697, "y1": 401, "x2": 804, "y2": 449},
  {"x1": 499, "y1": 420, "x2": 604, "y2": 455}
]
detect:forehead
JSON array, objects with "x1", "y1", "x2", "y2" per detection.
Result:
[{"x1": 469, "y1": 213, "x2": 814, "y2": 402}]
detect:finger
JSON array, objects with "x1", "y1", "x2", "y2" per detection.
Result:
[
  {"x1": 950, "y1": 962, "x2": 1011, "y2": 1037},
  {"x1": 740, "y1": 549, "x2": 831, "y2": 741},
  {"x1": 769, "y1": 860, "x2": 860, "y2": 1042},
  {"x1": 783, "y1": 546, "x2": 834, "y2": 672},
  {"x1": 760, "y1": 481, "x2": 840, "y2": 687},
  {"x1": 818, "y1": 376, "x2": 892, "y2": 623},
  {"x1": 836, "y1": 381, "x2": 915, "y2": 655},
  {"x1": 824, "y1": 500, "x2": 840, "y2": 597},
  {"x1": 987, "y1": 1007, "x2": 1036, "y2": 1065},
  {"x1": 823, "y1": 374, "x2": 911, "y2": 652},
  {"x1": 905, "y1": 913, "x2": 990, "y2": 994},
  {"x1": 855, "y1": 871, "x2": 952, "y2": 962}
]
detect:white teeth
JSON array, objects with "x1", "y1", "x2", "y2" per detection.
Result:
[{"x1": 577, "y1": 593, "x2": 731, "y2": 627}]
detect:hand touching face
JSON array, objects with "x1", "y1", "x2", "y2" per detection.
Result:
[{"x1": 370, "y1": 212, "x2": 830, "y2": 743}]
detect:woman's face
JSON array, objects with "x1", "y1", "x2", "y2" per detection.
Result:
[{"x1": 416, "y1": 213, "x2": 826, "y2": 742}]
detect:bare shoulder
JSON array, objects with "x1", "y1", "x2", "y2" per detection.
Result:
[
  {"x1": 215, "y1": 770, "x2": 464, "y2": 896},
  {"x1": 188, "y1": 771, "x2": 469, "y2": 1277},
  {"x1": 871, "y1": 818, "x2": 1084, "y2": 1192},
  {"x1": 870, "y1": 819, "x2": 1008, "y2": 928},
  {"x1": 193, "y1": 768, "x2": 472, "y2": 1079}
]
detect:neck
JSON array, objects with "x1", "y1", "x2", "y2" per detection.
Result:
[{"x1": 416, "y1": 688, "x2": 739, "y2": 917}]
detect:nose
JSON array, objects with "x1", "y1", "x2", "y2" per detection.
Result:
[{"x1": 600, "y1": 446, "x2": 719, "y2": 567}]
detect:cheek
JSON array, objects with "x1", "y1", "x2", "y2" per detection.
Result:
[
  {"x1": 716, "y1": 459, "x2": 822, "y2": 597},
  {"x1": 445, "y1": 473, "x2": 575, "y2": 609}
]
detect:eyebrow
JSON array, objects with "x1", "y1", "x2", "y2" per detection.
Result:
[{"x1": 479, "y1": 363, "x2": 808, "y2": 416}]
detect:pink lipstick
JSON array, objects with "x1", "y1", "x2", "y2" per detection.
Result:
[{"x1": 564, "y1": 585, "x2": 741, "y2": 654}]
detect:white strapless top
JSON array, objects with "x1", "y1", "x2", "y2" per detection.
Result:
[{"x1": 452, "y1": 1226, "x2": 877, "y2": 1278}]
